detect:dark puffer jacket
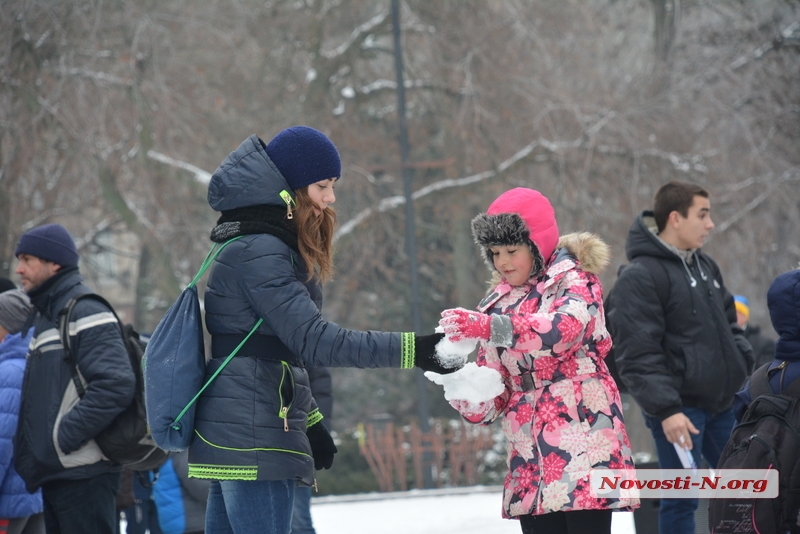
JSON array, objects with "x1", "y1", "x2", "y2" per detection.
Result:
[
  {"x1": 607, "y1": 211, "x2": 751, "y2": 420},
  {"x1": 14, "y1": 268, "x2": 135, "y2": 492},
  {"x1": 188, "y1": 135, "x2": 415, "y2": 486}
]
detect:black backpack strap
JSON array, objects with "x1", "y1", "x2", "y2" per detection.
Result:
[
  {"x1": 59, "y1": 296, "x2": 86, "y2": 398},
  {"x1": 779, "y1": 364, "x2": 800, "y2": 398},
  {"x1": 748, "y1": 363, "x2": 773, "y2": 399},
  {"x1": 58, "y1": 293, "x2": 122, "y2": 399},
  {"x1": 746, "y1": 361, "x2": 800, "y2": 402}
]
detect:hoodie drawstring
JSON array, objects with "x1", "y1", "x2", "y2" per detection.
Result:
[
  {"x1": 695, "y1": 252, "x2": 708, "y2": 282},
  {"x1": 680, "y1": 256, "x2": 697, "y2": 288}
]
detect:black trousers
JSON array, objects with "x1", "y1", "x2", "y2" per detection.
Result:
[
  {"x1": 42, "y1": 471, "x2": 120, "y2": 534},
  {"x1": 519, "y1": 509, "x2": 612, "y2": 534}
]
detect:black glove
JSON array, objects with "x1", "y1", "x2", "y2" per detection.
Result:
[
  {"x1": 307, "y1": 422, "x2": 337, "y2": 470},
  {"x1": 414, "y1": 333, "x2": 463, "y2": 374}
]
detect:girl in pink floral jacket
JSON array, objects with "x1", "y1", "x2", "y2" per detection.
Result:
[{"x1": 439, "y1": 188, "x2": 638, "y2": 534}]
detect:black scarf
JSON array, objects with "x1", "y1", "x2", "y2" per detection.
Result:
[{"x1": 210, "y1": 205, "x2": 298, "y2": 250}]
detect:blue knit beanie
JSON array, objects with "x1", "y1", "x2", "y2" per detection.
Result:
[
  {"x1": 15, "y1": 223, "x2": 79, "y2": 267},
  {"x1": 265, "y1": 126, "x2": 341, "y2": 191}
]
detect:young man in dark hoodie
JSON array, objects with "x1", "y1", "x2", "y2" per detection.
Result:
[{"x1": 606, "y1": 181, "x2": 753, "y2": 534}]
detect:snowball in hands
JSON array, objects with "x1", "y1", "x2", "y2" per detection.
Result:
[
  {"x1": 424, "y1": 362, "x2": 504, "y2": 404},
  {"x1": 433, "y1": 326, "x2": 477, "y2": 368}
]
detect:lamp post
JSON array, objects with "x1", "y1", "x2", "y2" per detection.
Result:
[{"x1": 391, "y1": 0, "x2": 433, "y2": 488}]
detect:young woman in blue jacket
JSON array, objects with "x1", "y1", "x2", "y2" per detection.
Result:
[{"x1": 188, "y1": 127, "x2": 459, "y2": 534}]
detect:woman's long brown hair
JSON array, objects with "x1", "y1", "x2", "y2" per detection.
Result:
[{"x1": 293, "y1": 187, "x2": 336, "y2": 282}]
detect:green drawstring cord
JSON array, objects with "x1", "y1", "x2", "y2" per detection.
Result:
[
  {"x1": 171, "y1": 235, "x2": 261, "y2": 429},
  {"x1": 171, "y1": 317, "x2": 263, "y2": 429}
]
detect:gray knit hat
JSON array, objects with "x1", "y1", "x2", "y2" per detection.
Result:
[{"x1": 0, "y1": 289, "x2": 32, "y2": 335}]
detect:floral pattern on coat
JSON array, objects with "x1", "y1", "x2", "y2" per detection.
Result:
[{"x1": 455, "y1": 233, "x2": 639, "y2": 518}]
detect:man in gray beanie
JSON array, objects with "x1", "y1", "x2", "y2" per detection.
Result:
[
  {"x1": 12, "y1": 223, "x2": 135, "y2": 534},
  {"x1": 0, "y1": 289, "x2": 45, "y2": 533}
]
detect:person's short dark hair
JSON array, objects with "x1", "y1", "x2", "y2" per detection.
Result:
[
  {"x1": 653, "y1": 181, "x2": 709, "y2": 233},
  {"x1": 0, "y1": 277, "x2": 16, "y2": 293}
]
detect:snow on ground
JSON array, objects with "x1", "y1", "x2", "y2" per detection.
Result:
[
  {"x1": 121, "y1": 485, "x2": 637, "y2": 533},
  {"x1": 310, "y1": 486, "x2": 637, "y2": 534}
]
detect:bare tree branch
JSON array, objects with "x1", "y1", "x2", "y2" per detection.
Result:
[
  {"x1": 715, "y1": 167, "x2": 800, "y2": 233},
  {"x1": 147, "y1": 150, "x2": 212, "y2": 185},
  {"x1": 334, "y1": 106, "x2": 724, "y2": 241},
  {"x1": 730, "y1": 21, "x2": 800, "y2": 70},
  {"x1": 334, "y1": 138, "x2": 540, "y2": 242},
  {"x1": 346, "y1": 78, "x2": 444, "y2": 97},
  {"x1": 320, "y1": 10, "x2": 391, "y2": 60},
  {"x1": 60, "y1": 67, "x2": 131, "y2": 86}
]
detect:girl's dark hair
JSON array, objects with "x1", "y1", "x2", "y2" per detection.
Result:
[
  {"x1": 653, "y1": 181, "x2": 709, "y2": 232},
  {"x1": 293, "y1": 187, "x2": 336, "y2": 282}
]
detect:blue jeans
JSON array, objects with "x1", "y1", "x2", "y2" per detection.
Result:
[
  {"x1": 41, "y1": 471, "x2": 120, "y2": 534},
  {"x1": 206, "y1": 479, "x2": 295, "y2": 534},
  {"x1": 644, "y1": 406, "x2": 735, "y2": 534},
  {"x1": 291, "y1": 486, "x2": 316, "y2": 534}
]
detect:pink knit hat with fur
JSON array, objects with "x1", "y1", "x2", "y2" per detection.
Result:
[
  {"x1": 471, "y1": 188, "x2": 560, "y2": 275},
  {"x1": 485, "y1": 188, "x2": 559, "y2": 260}
]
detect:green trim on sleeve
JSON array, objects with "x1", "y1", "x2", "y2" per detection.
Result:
[
  {"x1": 307, "y1": 408, "x2": 324, "y2": 428},
  {"x1": 400, "y1": 332, "x2": 415, "y2": 369}
]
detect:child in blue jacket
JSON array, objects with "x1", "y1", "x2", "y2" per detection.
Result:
[{"x1": 0, "y1": 289, "x2": 43, "y2": 534}]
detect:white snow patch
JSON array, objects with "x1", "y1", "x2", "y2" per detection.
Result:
[
  {"x1": 308, "y1": 487, "x2": 637, "y2": 534},
  {"x1": 425, "y1": 362, "x2": 505, "y2": 403},
  {"x1": 432, "y1": 326, "x2": 476, "y2": 369}
]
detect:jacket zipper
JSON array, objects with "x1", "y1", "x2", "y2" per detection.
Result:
[{"x1": 278, "y1": 361, "x2": 294, "y2": 432}]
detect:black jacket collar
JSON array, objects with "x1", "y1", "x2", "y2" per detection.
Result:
[{"x1": 28, "y1": 266, "x2": 82, "y2": 320}]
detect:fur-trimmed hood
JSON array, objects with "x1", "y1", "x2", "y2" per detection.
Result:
[
  {"x1": 556, "y1": 232, "x2": 611, "y2": 275},
  {"x1": 487, "y1": 232, "x2": 610, "y2": 287}
]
